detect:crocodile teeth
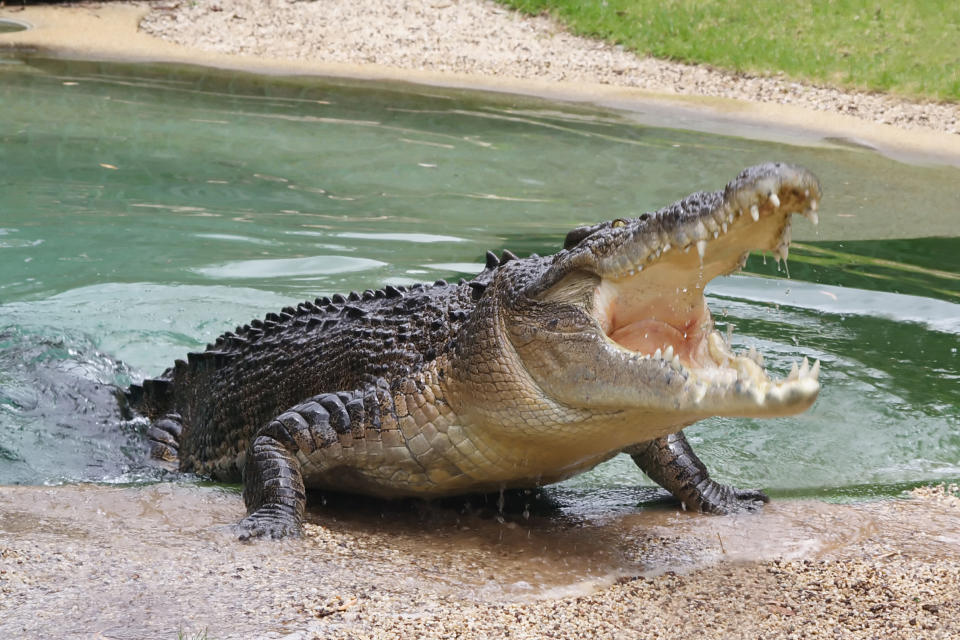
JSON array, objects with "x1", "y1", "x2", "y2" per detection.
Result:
[
  {"x1": 769, "y1": 192, "x2": 781, "y2": 207},
  {"x1": 810, "y1": 199, "x2": 819, "y2": 211},
  {"x1": 663, "y1": 345, "x2": 675, "y2": 361},
  {"x1": 696, "y1": 240, "x2": 707, "y2": 259},
  {"x1": 708, "y1": 331, "x2": 734, "y2": 363},
  {"x1": 787, "y1": 361, "x2": 800, "y2": 381},
  {"x1": 672, "y1": 354, "x2": 682, "y2": 368},
  {"x1": 804, "y1": 210, "x2": 819, "y2": 225},
  {"x1": 750, "y1": 204, "x2": 760, "y2": 221},
  {"x1": 799, "y1": 357, "x2": 810, "y2": 378},
  {"x1": 735, "y1": 357, "x2": 766, "y2": 387}
]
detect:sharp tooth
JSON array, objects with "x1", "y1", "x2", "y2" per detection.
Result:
[
  {"x1": 628, "y1": 269, "x2": 636, "y2": 276},
  {"x1": 750, "y1": 204, "x2": 760, "y2": 221},
  {"x1": 769, "y1": 192, "x2": 780, "y2": 207},
  {"x1": 709, "y1": 331, "x2": 733, "y2": 363},
  {"x1": 736, "y1": 357, "x2": 766, "y2": 386},
  {"x1": 696, "y1": 240, "x2": 707, "y2": 259},
  {"x1": 663, "y1": 345, "x2": 674, "y2": 361},
  {"x1": 810, "y1": 199, "x2": 819, "y2": 211},
  {"x1": 799, "y1": 357, "x2": 810, "y2": 378},
  {"x1": 805, "y1": 210, "x2": 819, "y2": 225},
  {"x1": 721, "y1": 221, "x2": 728, "y2": 234},
  {"x1": 654, "y1": 348, "x2": 662, "y2": 360},
  {"x1": 787, "y1": 361, "x2": 799, "y2": 381},
  {"x1": 695, "y1": 221, "x2": 709, "y2": 240},
  {"x1": 673, "y1": 354, "x2": 681, "y2": 368},
  {"x1": 810, "y1": 359, "x2": 821, "y2": 380}
]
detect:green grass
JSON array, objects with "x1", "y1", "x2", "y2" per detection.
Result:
[{"x1": 496, "y1": 0, "x2": 960, "y2": 101}]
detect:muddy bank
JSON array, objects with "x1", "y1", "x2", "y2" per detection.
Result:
[{"x1": 2, "y1": 484, "x2": 958, "y2": 639}]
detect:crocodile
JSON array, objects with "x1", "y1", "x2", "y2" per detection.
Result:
[{"x1": 127, "y1": 162, "x2": 823, "y2": 540}]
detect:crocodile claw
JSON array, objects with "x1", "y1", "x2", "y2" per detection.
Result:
[
  {"x1": 235, "y1": 508, "x2": 302, "y2": 541},
  {"x1": 692, "y1": 482, "x2": 769, "y2": 514}
]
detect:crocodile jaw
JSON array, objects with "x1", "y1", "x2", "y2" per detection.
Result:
[{"x1": 591, "y1": 172, "x2": 821, "y2": 418}]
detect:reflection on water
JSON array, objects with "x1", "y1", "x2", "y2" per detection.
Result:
[{"x1": 0, "y1": 56, "x2": 958, "y2": 503}]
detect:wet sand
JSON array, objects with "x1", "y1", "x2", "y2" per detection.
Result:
[{"x1": 1, "y1": 484, "x2": 959, "y2": 639}]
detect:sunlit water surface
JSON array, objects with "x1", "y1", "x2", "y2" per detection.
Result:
[{"x1": 1, "y1": 57, "x2": 958, "y2": 508}]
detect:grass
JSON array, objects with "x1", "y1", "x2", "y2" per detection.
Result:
[{"x1": 495, "y1": 0, "x2": 960, "y2": 102}]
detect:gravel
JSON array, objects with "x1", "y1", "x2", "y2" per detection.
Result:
[
  {"x1": 139, "y1": 0, "x2": 960, "y2": 135},
  {"x1": 2, "y1": 484, "x2": 959, "y2": 639}
]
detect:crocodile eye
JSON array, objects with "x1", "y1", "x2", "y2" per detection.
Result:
[{"x1": 611, "y1": 218, "x2": 627, "y2": 228}]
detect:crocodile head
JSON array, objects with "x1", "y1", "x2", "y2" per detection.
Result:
[{"x1": 453, "y1": 163, "x2": 822, "y2": 453}]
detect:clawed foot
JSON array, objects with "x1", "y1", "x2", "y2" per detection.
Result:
[
  {"x1": 691, "y1": 481, "x2": 769, "y2": 514},
  {"x1": 235, "y1": 507, "x2": 302, "y2": 541}
]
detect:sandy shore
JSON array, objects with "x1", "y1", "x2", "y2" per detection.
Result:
[
  {"x1": 2, "y1": 484, "x2": 959, "y2": 639},
  {"x1": 137, "y1": 0, "x2": 959, "y2": 136}
]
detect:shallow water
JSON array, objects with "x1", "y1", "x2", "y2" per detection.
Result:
[
  {"x1": 1, "y1": 56, "x2": 958, "y2": 504},
  {"x1": 0, "y1": 20, "x2": 27, "y2": 34}
]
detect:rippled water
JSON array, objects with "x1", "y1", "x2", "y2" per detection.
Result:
[{"x1": 1, "y1": 56, "x2": 958, "y2": 501}]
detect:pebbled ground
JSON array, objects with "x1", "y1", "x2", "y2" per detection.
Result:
[
  {"x1": 138, "y1": 0, "x2": 960, "y2": 135},
  {"x1": 2, "y1": 483, "x2": 959, "y2": 639}
]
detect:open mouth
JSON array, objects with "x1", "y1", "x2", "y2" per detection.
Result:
[{"x1": 591, "y1": 166, "x2": 822, "y2": 407}]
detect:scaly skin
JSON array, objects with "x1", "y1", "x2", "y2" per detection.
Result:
[{"x1": 128, "y1": 163, "x2": 823, "y2": 539}]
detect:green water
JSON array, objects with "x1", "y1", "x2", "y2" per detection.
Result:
[
  {"x1": 0, "y1": 20, "x2": 27, "y2": 34},
  {"x1": 1, "y1": 57, "x2": 958, "y2": 499}
]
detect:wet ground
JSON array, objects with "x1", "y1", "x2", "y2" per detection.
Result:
[{"x1": 2, "y1": 484, "x2": 958, "y2": 639}]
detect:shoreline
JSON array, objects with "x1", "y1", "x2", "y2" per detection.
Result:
[
  {"x1": 137, "y1": 0, "x2": 960, "y2": 137},
  {"x1": 2, "y1": 483, "x2": 959, "y2": 638},
  {"x1": 1, "y1": 3, "x2": 959, "y2": 167}
]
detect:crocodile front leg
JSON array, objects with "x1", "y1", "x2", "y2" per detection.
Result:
[
  {"x1": 237, "y1": 392, "x2": 352, "y2": 540},
  {"x1": 625, "y1": 431, "x2": 768, "y2": 514}
]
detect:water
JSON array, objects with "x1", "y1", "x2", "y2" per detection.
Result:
[
  {"x1": 1, "y1": 56, "x2": 958, "y2": 500},
  {"x1": 0, "y1": 20, "x2": 28, "y2": 34}
]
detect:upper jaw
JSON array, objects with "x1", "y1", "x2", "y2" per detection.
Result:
[{"x1": 588, "y1": 162, "x2": 822, "y2": 279}]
